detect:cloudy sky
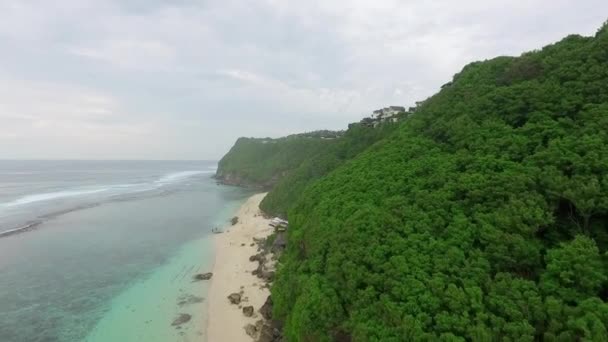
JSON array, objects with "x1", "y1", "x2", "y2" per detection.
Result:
[{"x1": 0, "y1": 1, "x2": 606, "y2": 160}]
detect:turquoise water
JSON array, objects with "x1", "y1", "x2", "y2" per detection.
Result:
[{"x1": 0, "y1": 161, "x2": 249, "y2": 342}]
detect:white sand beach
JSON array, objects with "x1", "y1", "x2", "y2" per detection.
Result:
[{"x1": 206, "y1": 193, "x2": 273, "y2": 342}]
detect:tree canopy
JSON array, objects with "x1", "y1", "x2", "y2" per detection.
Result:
[{"x1": 269, "y1": 24, "x2": 608, "y2": 341}]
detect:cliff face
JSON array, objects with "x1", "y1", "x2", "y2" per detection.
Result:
[{"x1": 214, "y1": 169, "x2": 286, "y2": 189}]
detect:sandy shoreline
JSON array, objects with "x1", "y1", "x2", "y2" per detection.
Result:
[{"x1": 206, "y1": 193, "x2": 273, "y2": 342}]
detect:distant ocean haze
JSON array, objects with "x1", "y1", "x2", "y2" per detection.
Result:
[{"x1": 0, "y1": 160, "x2": 249, "y2": 342}]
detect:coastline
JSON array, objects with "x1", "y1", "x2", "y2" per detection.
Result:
[{"x1": 206, "y1": 193, "x2": 273, "y2": 342}]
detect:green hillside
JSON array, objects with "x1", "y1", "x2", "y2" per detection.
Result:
[
  {"x1": 272, "y1": 24, "x2": 608, "y2": 341},
  {"x1": 259, "y1": 123, "x2": 399, "y2": 218},
  {"x1": 215, "y1": 133, "x2": 336, "y2": 188}
]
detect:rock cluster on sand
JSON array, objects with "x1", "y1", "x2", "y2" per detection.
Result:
[
  {"x1": 207, "y1": 194, "x2": 284, "y2": 342},
  {"x1": 240, "y1": 234, "x2": 284, "y2": 342}
]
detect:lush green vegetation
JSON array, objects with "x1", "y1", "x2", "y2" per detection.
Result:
[
  {"x1": 272, "y1": 24, "x2": 608, "y2": 341},
  {"x1": 260, "y1": 123, "x2": 399, "y2": 217},
  {"x1": 215, "y1": 135, "x2": 333, "y2": 187}
]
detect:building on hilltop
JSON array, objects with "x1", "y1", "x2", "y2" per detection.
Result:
[{"x1": 363, "y1": 106, "x2": 407, "y2": 127}]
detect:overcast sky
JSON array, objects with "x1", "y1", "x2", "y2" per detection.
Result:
[{"x1": 0, "y1": 1, "x2": 606, "y2": 160}]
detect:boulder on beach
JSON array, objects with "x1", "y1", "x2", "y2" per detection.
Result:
[
  {"x1": 244, "y1": 323, "x2": 258, "y2": 338},
  {"x1": 231, "y1": 216, "x2": 239, "y2": 225},
  {"x1": 257, "y1": 324, "x2": 275, "y2": 342},
  {"x1": 171, "y1": 313, "x2": 192, "y2": 327},
  {"x1": 249, "y1": 253, "x2": 264, "y2": 262},
  {"x1": 259, "y1": 296, "x2": 273, "y2": 320},
  {"x1": 260, "y1": 271, "x2": 275, "y2": 282},
  {"x1": 242, "y1": 305, "x2": 254, "y2": 317},
  {"x1": 228, "y1": 293, "x2": 242, "y2": 304},
  {"x1": 193, "y1": 272, "x2": 213, "y2": 281}
]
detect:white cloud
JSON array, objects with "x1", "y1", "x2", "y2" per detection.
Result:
[
  {"x1": 0, "y1": 0, "x2": 606, "y2": 159},
  {"x1": 69, "y1": 39, "x2": 176, "y2": 70}
]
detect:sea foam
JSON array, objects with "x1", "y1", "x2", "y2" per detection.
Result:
[
  {"x1": 2, "y1": 170, "x2": 210, "y2": 208},
  {"x1": 3, "y1": 189, "x2": 109, "y2": 207}
]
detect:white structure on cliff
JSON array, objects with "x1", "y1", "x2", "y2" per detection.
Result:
[
  {"x1": 360, "y1": 106, "x2": 406, "y2": 127},
  {"x1": 372, "y1": 106, "x2": 405, "y2": 122}
]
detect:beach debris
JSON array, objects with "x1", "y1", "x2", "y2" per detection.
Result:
[
  {"x1": 244, "y1": 323, "x2": 258, "y2": 338},
  {"x1": 259, "y1": 296, "x2": 273, "y2": 320},
  {"x1": 178, "y1": 294, "x2": 204, "y2": 306},
  {"x1": 228, "y1": 293, "x2": 242, "y2": 304},
  {"x1": 231, "y1": 216, "x2": 239, "y2": 225},
  {"x1": 171, "y1": 313, "x2": 192, "y2": 327},
  {"x1": 193, "y1": 272, "x2": 213, "y2": 281},
  {"x1": 243, "y1": 305, "x2": 254, "y2": 317},
  {"x1": 250, "y1": 243, "x2": 255, "y2": 246},
  {"x1": 241, "y1": 243, "x2": 246, "y2": 246}
]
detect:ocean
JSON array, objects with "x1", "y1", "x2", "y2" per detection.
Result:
[{"x1": 0, "y1": 160, "x2": 249, "y2": 342}]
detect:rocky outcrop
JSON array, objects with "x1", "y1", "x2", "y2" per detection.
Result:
[
  {"x1": 171, "y1": 313, "x2": 192, "y2": 327},
  {"x1": 245, "y1": 323, "x2": 258, "y2": 338},
  {"x1": 228, "y1": 293, "x2": 242, "y2": 305},
  {"x1": 177, "y1": 294, "x2": 204, "y2": 306},
  {"x1": 260, "y1": 271, "x2": 275, "y2": 282},
  {"x1": 259, "y1": 296, "x2": 273, "y2": 320},
  {"x1": 214, "y1": 172, "x2": 275, "y2": 189},
  {"x1": 242, "y1": 233, "x2": 283, "y2": 341},
  {"x1": 193, "y1": 272, "x2": 213, "y2": 281},
  {"x1": 258, "y1": 324, "x2": 275, "y2": 342},
  {"x1": 249, "y1": 253, "x2": 264, "y2": 262},
  {"x1": 257, "y1": 320, "x2": 283, "y2": 342},
  {"x1": 242, "y1": 305, "x2": 254, "y2": 317}
]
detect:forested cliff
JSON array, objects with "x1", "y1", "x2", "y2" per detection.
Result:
[
  {"x1": 215, "y1": 134, "x2": 333, "y2": 188},
  {"x1": 219, "y1": 23, "x2": 608, "y2": 341}
]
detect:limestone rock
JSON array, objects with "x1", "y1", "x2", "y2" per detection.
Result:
[
  {"x1": 228, "y1": 293, "x2": 242, "y2": 305},
  {"x1": 242, "y1": 305, "x2": 254, "y2": 317},
  {"x1": 259, "y1": 296, "x2": 273, "y2": 320},
  {"x1": 244, "y1": 324, "x2": 258, "y2": 338},
  {"x1": 193, "y1": 272, "x2": 213, "y2": 281},
  {"x1": 171, "y1": 313, "x2": 192, "y2": 327},
  {"x1": 257, "y1": 324, "x2": 274, "y2": 342}
]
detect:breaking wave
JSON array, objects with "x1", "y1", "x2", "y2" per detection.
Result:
[{"x1": 2, "y1": 170, "x2": 210, "y2": 208}]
